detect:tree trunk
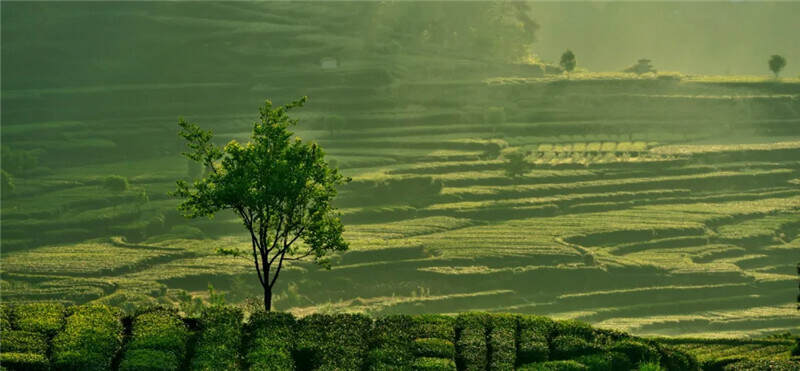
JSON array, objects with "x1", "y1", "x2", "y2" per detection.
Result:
[{"x1": 264, "y1": 284, "x2": 272, "y2": 312}]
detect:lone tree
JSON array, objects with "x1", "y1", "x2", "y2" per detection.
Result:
[
  {"x1": 769, "y1": 54, "x2": 787, "y2": 78},
  {"x1": 172, "y1": 97, "x2": 349, "y2": 311},
  {"x1": 560, "y1": 49, "x2": 576, "y2": 74}
]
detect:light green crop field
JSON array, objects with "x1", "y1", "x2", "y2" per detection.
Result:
[{"x1": 1, "y1": 2, "x2": 798, "y2": 355}]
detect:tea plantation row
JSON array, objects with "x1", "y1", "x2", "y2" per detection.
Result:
[{"x1": 3, "y1": 302, "x2": 798, "y2": 371}]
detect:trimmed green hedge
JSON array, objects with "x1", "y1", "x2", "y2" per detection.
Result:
[
  {"x1": 518, "y1": 360, "x2": 589, "y2": 370},
  {"x1": 118, "y1": 349, "x2": 180, "y2": 371},
  {"x1": 608, "y1": 340, "x2": 660, "y2": 364},
  {"x1": 368, "y1": 315, "x2": 416, "y2": 369},
  {"x1": 1, "y1": 304, "x2": 13, "y2": 331},
  {"x1": 51, "y1": 305, "x2": 123, "y2": 371},
  {"x1": 0, "y1": 352, "x2": 50, "y2": 371},
  {"x1": 190, "y1": 306, "x2": 243, "y2": 371},
  {"x1": 455, "y1": 313, "x2": 489, "y2": 371},
  {"x1": 295, "y1": 313, "x2": 372, "y2": 370},
  {"x1": 12, "y1": 302, "x2": 65, "y2": 336},
  {"x1": 722, "y1": 359, "x2": 800, "y2": 370},
  {"x1": 488, "y1": 314, "x2": 517, "y2": 370},
  {"x1": 244, "y1": 311, "x2": 295, "y2": 371},
  {"x1": 574, "y1": 352, "x2": 633, "y2": 371},
  {"x1": 1, "y1": 330, "x2": 49, "y2": 354},
  {"x1": 412, "y1": 356, "x2": 458, "y2": 371},
  {"x1": 551, "y1": 335, "x2": 603, "y2": 360},
  {"x1": 518, "y1": 315, "x2": 555, "y2": 364},
  {"x1": 125, "y1": 308, "x2": 189, "y2": 359},
  {"x1": 413, "y1": 338, "x2": 455, "y2": 359}
]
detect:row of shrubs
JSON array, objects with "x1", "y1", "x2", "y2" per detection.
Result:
[
  {"x1": 118, "y1": 307, "x2": 190, "y2": 371},
  {"x1": 5, "y1": 304, "x2": 796, "y2": 371},
  {"x1": 1, "y1": 303, "x2": 66, "y2": 371}
]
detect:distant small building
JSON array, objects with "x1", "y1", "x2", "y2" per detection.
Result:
[{"x1": 320, "y1": 57, "x2": 338, "y2": 70}]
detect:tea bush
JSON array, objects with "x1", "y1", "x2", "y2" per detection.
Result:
[
  {"x1": 0, "y1": 352, "x2": 50, "y2": 371},
  {"x1": 1, "y1": 331, "x2": 49, "y2": 354},
  {"x1": 244, "y1": 311, "x2": 295, "y2": 371},
  {"x1": 12, "y1": 302, "x2": 65, "y2": 335},
  {"x1": 488, "y1": 314, "x2": 517, "y2": 370},
  {"x1": 190, "y1": 306, "x2": 243, "y2": 371},
  {"x1": 609, "y1": 340, "x2": 661, "y2": 364},
  {"x1": 518, "y1": 360, "x2": 589, "y2": 370},
  {"x1": 125, "y1": 307, "x2": 189, "y2": 359},
  {"x1": 413, "y1": 338, "x2": 456, "y2": 358},
  {"x1": 295, "y1": 313, "x2": 372, "y2": 370},
  {"x1": 455, "y1": 313, "x2": 490, "y2": 371},
  {"x1": 412, "y1": 356, "x2": 458, "y2": 370},
  {"x1": 118, "y1": 349, "x2": 180, "y2": 371},
  {"x1": 551, "y1": 335, "x2": 603, "y2": 359},
  {"x1": 51, "y1": 305, "x2": 124, "y2": 371}
]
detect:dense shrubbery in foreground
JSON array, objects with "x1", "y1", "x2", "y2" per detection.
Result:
[{"x1": 1, "y1": 304, "x2": 798, "y2": 370}]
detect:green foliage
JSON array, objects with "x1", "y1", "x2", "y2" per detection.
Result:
[
  {"x1": 413, "y1": 338, "x2": 455, "y2": 358},
  {"x1": 488, "y1": 314, "x2": 517, "y2": 370},
  {"x1": 574, "y1": 352, "x2": 633, "y2": 371},
  {"x1": 51, "y1": 305, "x2": 124, "y2": 371},
  {"x1": 125, "y1": 307, "x2": 190, "y2": 359},
  {"x1": 722, "y1": 359, "x2": 800, "y2": 370},
  {"x1": 412, "y1": 356, "x2": 458, "y2": 371},
  {"x1": 12, "y1": 302, "x2": 65, "y2": 335},
  {"x1": 1, "y1": 304, "x2": 13, "y2": 331},
  {"x1": 551, "y1": 335, "x2": 603, "y2": 360},
  {"x1": 0, "y1": 352, "x2": 50, "y2": 371},
  {"x1": 1, "y1": 331, "x2": 49, "y2": 354},
  {"x1": 295, "y1": 313, "x2": 372, "y2": 370},
  {"x1": 553, "y1": 320, "x2": 596, "y2": 340},
  {"x1": 518, "y1": 360, "x2": 589, "y2": 371},
  {"x1": 455, "y1": 313, "x2": 489, "y2": 371},
  {"x1": 638, "y1": 362, "x2": 665, "y2": 371},
  {"x1": 190, "y1": 306, "x2": 243, "y2": 371},
  {"x1": 173, "y1": 97, "x2": 349, "y2": 311},
  {"x1": 119, "y1": 349, "x2": 180, "y2": 371},
  {"x1": 501, "y1": 147, "x2": 532, "y2": 178},
  {"x1": 244, "y1": 311, "x2": 296, "y2": 371},
  {"x1": 560, "y1": 50, "x2": 577, "y2": 73},
  {"x1": 657, "y1": 345, "x2": 699, "y2": 371},
  {"x1": 609, "y1": 340, "x2": 661, "y2": 364},
  {"x1": 518, "y1": 315, "x2": 555, "y2": 364},
  {"x1": 103, "y1": 175, "x2": 129, "y2": 192},
  {"x1": 768, "y1": 55, "x2": 787, "y2": 77}
]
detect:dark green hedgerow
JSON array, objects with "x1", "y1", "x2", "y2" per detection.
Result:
[
  {"x1": 608, "y1": 339, "x2": 661, "y2": 364},
  {"x1": 368, "y1": 315, "x2": 416, "y2": 369},
  {"x1": 0, "y1": 304, "x2": 12, "y2": 331},
  {"x1": 244, "y1": 311, "x2": 295, "y2": 371},
  {"x1": 412, "y1": 356, "x2": 458, "y2": 370},
  {"x1": 722, "y1": 359, "x2": 800, "y2": 371},
  {"x1": 455, "y1": 313, "x2": 490, "y2": 371},
  {"x1": 574, "y1": 352, "x2": 633, "y2": 371},
  {"x1": 518, "y1": 315, "x2": 555, "y2": 364},
  {"x1": 0, "y1": 352, "x2": 50, "y2": 371},
  {"x1": 124, "y1": 308, "x2": 190, "y2": 359},
  {"x1": 12, "y1": 302, "x2": 65, "y2": 336},
  {"x1": 190, "y1": 306, "x2": 243, "y2": 371},
  {"x1": 295, "y1": 313, "x2": 372, "y2": 370},
  {"x1": 1, "y1": 330, "x2": 49, "y2": 354},
  {"x1": 488, "y1": 314, "x2": 517, "y2": 370},
  {"x1": 656, "y1": 344, "x2": 699, "y2": 371},
  {"x1": 413, "y1": 314, "x2": 456, "y2": 341},
  {"x1": 118, "y1": 349, "x2": 180, "y2": 371},
  {"x1": 551, "y1": 335, "x2": 603, "y2": 360},
  {"x1": 518, "y1": 360, "x2": 589, "y2": 370},
  {"x1": 51, "y1": 305, "x2": 124, "y2": 371},
  {"x1": 413, "y1": 338, "x2": 455, "y2": 359}
]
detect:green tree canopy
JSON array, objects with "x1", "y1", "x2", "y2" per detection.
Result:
[
  {"x1": 172, "y1": 97, "x2": 349, "y2": 311},
  {"x1": 560, "y1": 49, "x2": 576, "y2": 73},
  {"x1": 768, "y1": 54, "x2": 787, "y2": 77}
]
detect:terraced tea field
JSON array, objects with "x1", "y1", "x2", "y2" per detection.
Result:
[{"x1": 1, "y1": 1, "x2": 799, "y2": 345}]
